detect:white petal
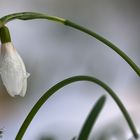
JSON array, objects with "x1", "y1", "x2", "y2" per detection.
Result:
[
  {"x1": 19, "y1": 76, "x2": 27, "y2": 97},
  {"x1": 14, "y1": 48, "x2": 30, "y2": 96},
  {"x1": 0, "y1": 42, "x2": 29, "y2": 97}
]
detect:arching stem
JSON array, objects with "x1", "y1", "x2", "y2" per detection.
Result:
[
  {"x1": 15, "y1": 75, "x2": 138, "y2": 140},
  {"x1": 0, "y1": 12, "x2": 140, "y2": 76}
]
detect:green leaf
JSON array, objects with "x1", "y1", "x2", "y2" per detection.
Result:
[
  {"x1": 77, "y1": 95, "x2": 106, "y2": 140},
  {"x1": 15, "y1": 75, "x2": 138, "y2": 140}
]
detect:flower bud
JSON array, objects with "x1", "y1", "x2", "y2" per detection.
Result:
[{"x1": 0, "y1": 26, "x2": 29, "y2": 97}]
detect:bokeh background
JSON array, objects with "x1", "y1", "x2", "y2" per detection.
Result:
[{"x1": 0, "y1": 0, "x2": 140, "y2": 139}]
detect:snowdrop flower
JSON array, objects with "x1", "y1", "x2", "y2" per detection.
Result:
[{"x1": 0, "y1": 26, "x2": 29, "y2": 97}]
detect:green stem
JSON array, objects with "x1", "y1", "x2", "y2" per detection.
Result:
[
  {"x1": 64, "y1": 20, "x2": 140, "y2": 77},
  {"x1": 0, "y1": 12, "x2": 65, "y2": 24},
  {"x1": 0, "y1": 12, "x2": 140, "y2": 76},
  {"x1": 15, "y1": 75, "x2": 138, "y2": 140}
]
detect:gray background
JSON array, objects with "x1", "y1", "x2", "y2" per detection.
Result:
[{"x1": 0, "y1": 0, "x2": 140, "y2": 139}]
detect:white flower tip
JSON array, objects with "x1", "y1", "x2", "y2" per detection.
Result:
[{"x1": 26, "y1": 72, "x2": 30, "y2": 78}]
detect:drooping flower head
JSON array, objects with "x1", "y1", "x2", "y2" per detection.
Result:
[{"x1": 0, "y1": 25, "x2": 29, "y2": 97}]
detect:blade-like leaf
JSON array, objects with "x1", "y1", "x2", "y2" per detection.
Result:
[{"x1": 77, "y1": 95, "x2": 106, "y2": 140}]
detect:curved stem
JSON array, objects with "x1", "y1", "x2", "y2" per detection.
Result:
[
  {"x1": 0, "y1": 12, "x2": 66, "y2": 24},
  {"x1": 64, "y1": 20, "x2": 140, "y2": 77},
  {"x1": 0, "y1": 12, "x2": 140, "y2": 76},
  {"x1": 15, "y1": 75, "x2": 138, "y2": 140}
]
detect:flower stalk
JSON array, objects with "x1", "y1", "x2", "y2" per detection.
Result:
[{"x1": 0, "y1": 12, "x2": 140, "y2": 76}]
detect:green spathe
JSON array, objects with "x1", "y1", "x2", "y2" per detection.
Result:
[
  {"x1": 0, "y1": 20, "x2": 4, "y2": 28},
  {"x1": 0, "y1": 26, "x2": 11, "y2": 43}
]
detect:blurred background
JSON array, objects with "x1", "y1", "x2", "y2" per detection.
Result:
[{"x1": 0, "y1": 0, "x2": 140, "y2": 139}]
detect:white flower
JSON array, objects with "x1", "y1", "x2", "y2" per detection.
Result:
[{"x1": 0, "y1": 42, "x2": 29, "y2": 97}]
